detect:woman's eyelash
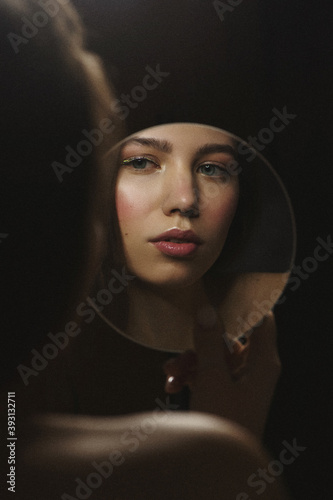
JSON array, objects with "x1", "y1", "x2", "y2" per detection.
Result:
[
  {"x1": 120, "y1": 157, "x2": 230, "y2": 178},
  {"x1": 121, "y1": 156, "x2": 159, "y2": 169},
  {"x1": 122, "y1": 156, "x2": 154, "y2": 164},
  {"x1": 197, "y1": 163, "x2": 230, "y2": 176}
]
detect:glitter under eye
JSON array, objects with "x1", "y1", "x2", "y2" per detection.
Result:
[{"x1": 122, "y1": 156, "x2": 158, "y2": 170}]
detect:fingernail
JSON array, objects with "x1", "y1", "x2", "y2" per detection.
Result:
[
  {"x1": 238, "y1": 335, "x2": 248, "y2": 346},
  {"x1": 165, "y1": 375, "x2": 184, "y2": 394}
]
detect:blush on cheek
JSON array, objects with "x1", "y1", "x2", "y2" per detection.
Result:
[
  {"x1": 116, "y1": 187, "x2": 152, "y2": 223},
  {"x1": 211, "y1": 195, "x2": 239, "y2": 229},
  {"x1": 115, "y1": 191, "x2": 133, "y2": 223}
]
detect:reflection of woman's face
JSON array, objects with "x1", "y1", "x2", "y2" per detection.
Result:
[{"x1": 115, "y1": 124, "x2": 239, "y2": 288}]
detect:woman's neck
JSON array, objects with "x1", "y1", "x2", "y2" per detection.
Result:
[{"x1": 124, "y1": 279, "x2": 211, "y2": 352}]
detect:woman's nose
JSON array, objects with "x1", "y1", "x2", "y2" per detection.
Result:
[{"x1": 162, "y1": 169, "x2": 199, "y2": 217}]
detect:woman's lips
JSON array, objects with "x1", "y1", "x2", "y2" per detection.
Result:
[
  {"x1": 151, "y1": 240, "x2": 199, "y2": 257},
  {"x1": 150, "y1": 229, "x2": 202, "y2": 257}
]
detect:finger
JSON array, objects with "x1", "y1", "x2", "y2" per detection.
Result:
[
  {"x1": 246, "y1": 311, "x2": 281, "y2": 381},
  {"x1": 163, "y1": 357, "x2": 184, "y2": 378},
  {"x1": 247, "y1": 312, "x2": 278, "y2": 362},
  {"x1": 163, "y1": 350, "x2": 197, "y2": 377},
  {"x1": 225, "y1": 338, "x2": 250, "y2": 379},
  {"x1": 163, "y1": 358, "x2": 185, "y2": 394},
  {"x1": 164, "y1": 375, "x2": 186, "y2": 394}
]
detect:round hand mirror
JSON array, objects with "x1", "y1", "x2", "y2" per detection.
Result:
[{"x1": 88, "y1": 123, "x2": 296, "y2": 352}]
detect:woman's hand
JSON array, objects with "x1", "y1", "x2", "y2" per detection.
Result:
[{"x1": 163, "y1": 309, "x2": 281, "y2": 439}]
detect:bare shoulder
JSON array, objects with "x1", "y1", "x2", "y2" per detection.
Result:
[{"x1": 19, "y1": 412, "x2": 290, "y2": 500}]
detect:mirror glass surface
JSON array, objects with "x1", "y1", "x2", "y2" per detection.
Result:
[{"x1": 89, "y1": 123, "x2": 296, "y2": 352}]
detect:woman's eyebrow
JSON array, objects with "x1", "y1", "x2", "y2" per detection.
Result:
[
  {"x1": 194, "y1": 143, "x2": 237, "y2": 160},
  {"x1": 121, "y1": 137, "x2": 173, "y2": 153}
]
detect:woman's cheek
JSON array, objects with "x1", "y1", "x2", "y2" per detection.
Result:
[
  {"x1": 116, "y1": 185, "x2": 150, "y2": 225},
  {"x1": 207, "y1": 190, "x2": 239, "y2": 232}
]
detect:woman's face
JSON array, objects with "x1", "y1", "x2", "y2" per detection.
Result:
[{"x1": 115, "y1": 124, "x2": 239, "y2": 288}]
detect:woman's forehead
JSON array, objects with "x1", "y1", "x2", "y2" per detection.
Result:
[
  {"x1": 136, "y1": 123, "x2": 233, "y2": 142},
  {"x1": 122, "y1": 123, "x2": 236, "y2": 155}
]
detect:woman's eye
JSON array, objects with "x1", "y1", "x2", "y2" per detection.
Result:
[
  {"x1": 198, "y1": 163, "x2": 230, "y2": 180},
  {"x1": 121, "y1": 157, "x2": 158, "y2": 171}
]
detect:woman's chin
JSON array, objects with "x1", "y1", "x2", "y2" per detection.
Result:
[{"x1": 133, "y1": 270, "x2": 207, "y2": 291}]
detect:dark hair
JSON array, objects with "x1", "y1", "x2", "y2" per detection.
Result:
[{"x1": 0, "y1": 0, "x2": 123, "y2": 380}]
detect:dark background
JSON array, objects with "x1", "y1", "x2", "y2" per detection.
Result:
[{"x1": 57, "y1": 0, "x2": 333, "y2": 498}]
